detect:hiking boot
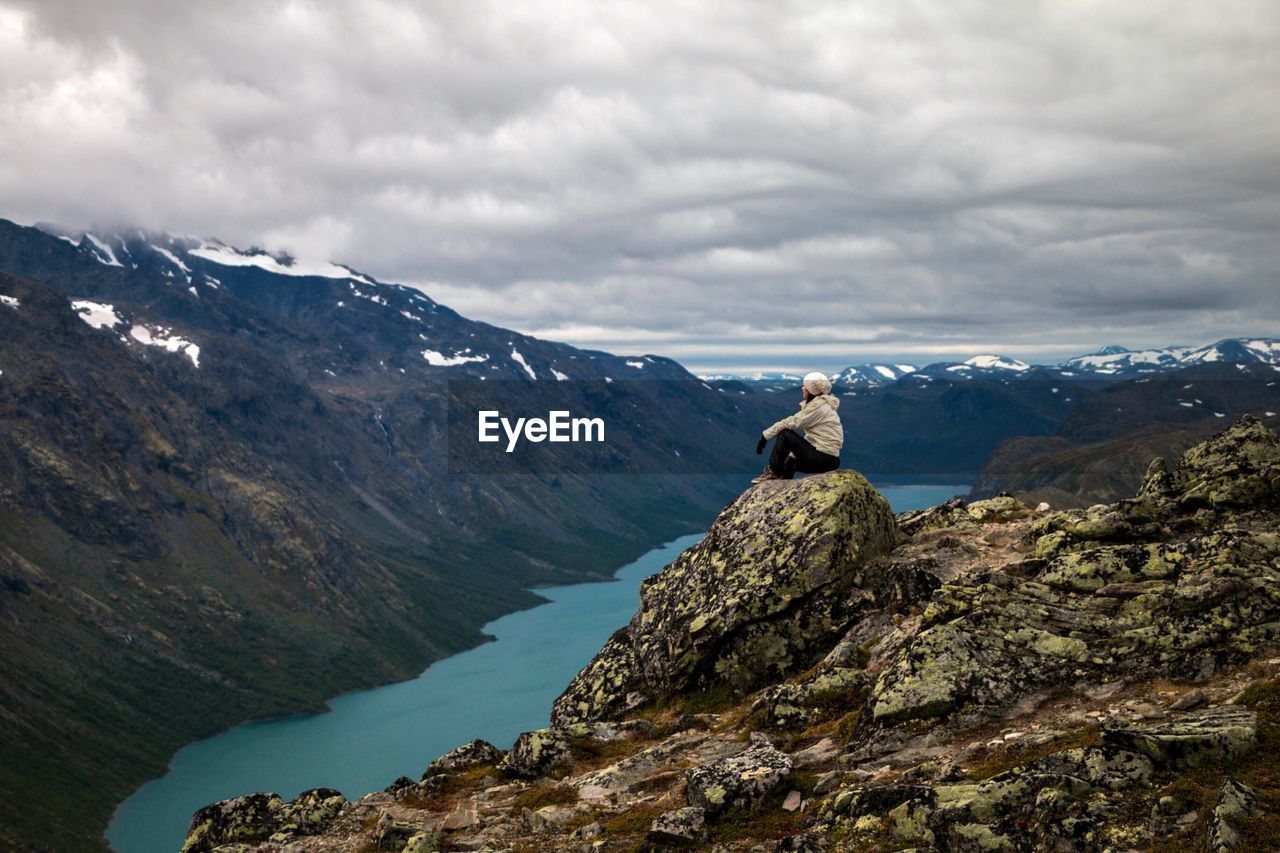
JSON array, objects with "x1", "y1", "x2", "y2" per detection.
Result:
[{"x1": 751, "y1": 466, "x2": 782, "y2": 484}]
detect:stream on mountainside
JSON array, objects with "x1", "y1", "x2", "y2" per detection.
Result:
[{"x1": 106, "y1": 482, "x2": 965, "y2": 853}]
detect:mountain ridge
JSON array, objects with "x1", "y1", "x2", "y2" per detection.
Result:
[{"x1": 705, "y1": 340, "x2": 1280, "y2": 390}]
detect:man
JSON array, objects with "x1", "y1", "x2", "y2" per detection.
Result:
[{"x1": 752, "y1": 372, "x2": 842, "y2": 483}]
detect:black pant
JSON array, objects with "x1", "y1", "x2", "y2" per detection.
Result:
[{"x1": 769, "y1": 429, "x2": 840, "y2": 479}]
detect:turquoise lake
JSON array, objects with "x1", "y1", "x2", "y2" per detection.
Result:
[{"x1": 106, "y1": 482, "x2": 964, "y2": 852}]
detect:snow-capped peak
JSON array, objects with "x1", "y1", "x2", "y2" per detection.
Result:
[{"x1": 962, "y1": 354, "x2": 1030, "y2": 372}]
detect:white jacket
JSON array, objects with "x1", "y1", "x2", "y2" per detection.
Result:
[{"x1": 762, "y1": 394, "x2": 843, "y2": 456}]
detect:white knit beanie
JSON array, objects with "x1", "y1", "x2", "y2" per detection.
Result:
[{"x1": 802, "y1": 371, "x2": 832, "y2": 396}]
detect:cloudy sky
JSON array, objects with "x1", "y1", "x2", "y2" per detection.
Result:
[{"x1": 2, "y1": 1, "x2": 1277, "y2": 372}]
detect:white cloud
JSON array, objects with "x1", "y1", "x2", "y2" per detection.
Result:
[{"x1": 1, "y1": 0, "x2": 1278, "y2": 371}]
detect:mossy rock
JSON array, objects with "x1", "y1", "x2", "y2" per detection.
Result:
[{"x1": 552, "y1": 470, "x2": 896, "y2": 724}]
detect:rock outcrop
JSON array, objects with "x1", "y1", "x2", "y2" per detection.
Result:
[
  {"x1": 865, "y1": 415, "x2": 1280, "y2": 733},
  {"x1": 181, "y1": 417, "x2": 1280, "y2": 853},
  {"x1": 181, "y1": 788, "x2": 346, "y2": 852},
  {"x1": 551, "y1": 469, "x2": 897, "y2": 724}
]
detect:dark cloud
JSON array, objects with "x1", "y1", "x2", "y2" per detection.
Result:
[{"x1": 2, "y1": 0, "x2": 1277, "y2": 371}]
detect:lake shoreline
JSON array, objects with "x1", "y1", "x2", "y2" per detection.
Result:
[{"x1": 106, "y1": 483, "x2": 966, "y2": 853}]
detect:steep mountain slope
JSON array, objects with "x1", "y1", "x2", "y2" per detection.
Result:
[
  {"x1": 833, "y1": 378, "x2": 1069, "y2": 477},
  {"x1": 972, "y1": 363, "x2": 1280, "y2": 505},
  {"x1": 0, "y1": 218, "x2": 775, "y2": 852},
  {"x1": 177, "y1": 416, "x2": 1280, "y2": 852}
]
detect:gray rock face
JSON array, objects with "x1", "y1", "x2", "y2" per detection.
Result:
[
  {"x1": 685, "y1": 743, "x2": 794, "y2": 815},
  {"x1": 552, "y1": 470, "x2": 897, "y2": 724}
]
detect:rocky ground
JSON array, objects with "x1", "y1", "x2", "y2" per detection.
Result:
[{"x1": 181, "y1": 416, "x2": 1280, "y2": 852}]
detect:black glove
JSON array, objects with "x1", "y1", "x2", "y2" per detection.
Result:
[{"x1": 756, "y1": 435, "x2": 768, "y2": 455}]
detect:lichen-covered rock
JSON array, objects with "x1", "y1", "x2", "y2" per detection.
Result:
[
  {"x1": 1206, "y1": 777, "x2": 1257, "y2": 851},
  {"x1": 1103, "y1": 705, "x2": 1257, "y2": 769},
  {"x1": 867, "y1": 420, "x2": 1280, "y2": 730},
  {"x1": 820, "y1": 744, "x2": 1156, "y2": 849},
  {"x1": 965, "y1": 495, "x2": 1028, "y2": 524},
  {"x1": 497, "y1": 721, "x2": 645, "y2": 778},
  {"x1": 570, "y1": 729, "x2": 708, "y2": 800},
  {"x1": 181, "y1": 794, "x2": 283, "y2": 853},
  {"x1": 897, "y1": 497, "x2": 971, "y2": 536},
  {"x1": 498, "y1": 727, "x2": 574, "y2": 778},
  {"x1": 373, "y1": 810, "x2": 416, "y2": 849},
  {"x1": 552, "y1": 469, "x2": 897, "y2": 724},
  {"x1": 1138, "y1": 456, "x2": 1175, "y2": 498},
  {"x1": 181, "y1": 788, "x2": 346, "y2": 852},
  {"x1": 649, "y1": 805, "x2": 709, "y2": 843},
  {"x1": 1172, "y1": 414, "x2": 1280, "y2": 509},
  {"x1": 401, "y1": 830, "x2": 441, "y2": 853},
  {"x1": 750, "y1": 666, "x2": 870, "y2": 730},
  {"x1": 776, "y1": 832, "x2": 830, "y2": 852},
  {"x1": 422, "y1": 738, "x2": 503, "y2": 779},
  {"x1": 273, "y1": 787, "x2": 345, "y2": 839},
  {"x1": 685, "y1": 743, "x2": 793, "y2": 815}
]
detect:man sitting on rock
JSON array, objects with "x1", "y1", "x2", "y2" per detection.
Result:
[{"x1": 752, "y1": 372, "x2": 843, "y2": 483}]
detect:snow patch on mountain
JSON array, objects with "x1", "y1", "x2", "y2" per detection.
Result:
[
  {"x1": 151, "y1": 245, "x2": 192, "y2": 282},
  {"x1": 190, "y1": 242, "x2": 372, "y2": 284},
  {"x1": 422, "y1": 349, "x2": 488, "y2": 366},
  {"x1": 72, "y1": 300, "x2": 124, "y2": 330},
  {"x1": 129, "y1": 324, "x2": 200, "y2": 367},
  {"x1": 0, "y1": 295, "x2": 18, "y2": 309},
  {"x1": 510, "y1": 348, "x2": 536, "y2": 379},
  {"x1": 83, "y1": 234, "x2": 123, "y2": 267}
]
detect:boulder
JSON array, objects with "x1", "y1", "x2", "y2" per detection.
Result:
[
  {"x1": 820, "y1": 745, "x2": 1156, "y2": 849},
  {"x1": 422, "y1": 738, "x2": 503, "y2": 779},
  {"x1": 1103, "y1": 706, "x2": 1258, "y2": 769},
  {"x1": 685, "y1": 743, "x2": 793, "y2": 815},
  {"x1": 181, "y1": 793, "x2": 283, "y2": 853},
  {"x1": 373, "y1": 810, "x2": 416, "y2": 849},
  {"x1": 498, "y1": 721, "x2": 645, "y2": 778},
  {"x1": 1207, "y1": 778, "x2": 1257, "y2": 851},
  {"x1": 498, "y1": 728, "x2": 573, "y2": 778},
  {"x1": 552, "y1": 470, "x2": 897, "y2": 724},
  {"x1": 181, "y1": 788, "x2": 346, "y2": 853},
  {"x1": 274, "y1": 787, "x2": 345, "y2": 837},
  {"x1": 1171, "y1": 414, "x2": 1280, "y2": 508},
  {"x1": 649, "y1": 806, "x2": 709, "y2": 843},
  {"x1": 401, "y1": 831, "x2": 441, "y2": 853}
]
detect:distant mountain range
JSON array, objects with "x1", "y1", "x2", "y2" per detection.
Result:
[{"x1": 701, "y1": 341, "x2": 1280, "y2": 388}]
